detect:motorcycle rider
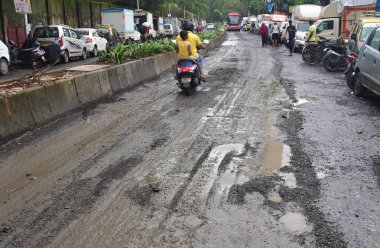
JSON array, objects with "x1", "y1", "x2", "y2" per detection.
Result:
[
  {"x1": 176, "y1": 30, "x2": 202, "y2": 77},
  {"x1": 176, "y1": 21, "x2": 206, "y2": 80}
]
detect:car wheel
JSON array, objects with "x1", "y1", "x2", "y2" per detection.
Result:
[
  {"x1": 91, "y1": 46, "x2": 98, "y2": 57},
  {"x1": 353, "y1": 72, "x2": 366, "y2": 97},
  {"x1": 62, "y1": 50, "x2": 69, "y2": 64},
  {"x1": 0, "y1": 58, "x2": 9, "y2": 75},
  {"x1": 82, "y1": 48, "x2": 87, "y2": 60}
]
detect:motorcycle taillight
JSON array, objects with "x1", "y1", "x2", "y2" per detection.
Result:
[
  {"x1": 180, "y1": 67, "x2": 193, "y2": 73},
  {"x1": 347, "y1": 55, "x2": 358, "y2": 61}
]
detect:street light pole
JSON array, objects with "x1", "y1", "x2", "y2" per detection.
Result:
[{"x1": 137, "y1": 0, "x2": 140, "y2": 10}]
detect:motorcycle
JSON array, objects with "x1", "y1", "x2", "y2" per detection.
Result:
[
  {"x1": 344, "y1": 53, "x2": 358, "y2": 90},
  {"x1": 18, "y1": 41, "x2": 47, "y2": 69},
  {"x1": 322, "y1": 45, "x2": 348, "y2": 72},
  {"x1": 176, "y1": 58, "x2": 201, "y2": 96}
]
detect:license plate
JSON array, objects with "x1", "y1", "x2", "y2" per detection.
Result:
[{"x1": 181, "y1": 78, "x2": 191, "y2": 87}]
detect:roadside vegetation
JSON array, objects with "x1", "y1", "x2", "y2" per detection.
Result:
[
  {"x1": 99, "y1": 39, "x2": 175, "y2": 64},
  {"x1": 199, "y1": 24, "x2": 226, "y2": 40}
]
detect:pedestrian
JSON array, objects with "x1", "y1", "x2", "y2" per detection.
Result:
[
  {"x1": 268, "y1": 24, "x2": 272, "y2": 46},
  {"x1": 305, "y1": 20, "x2": 317, "y2": 43},
  {"x1": 272, "y1": 22, "x2": 280, "y2": 47},
  {"x1": 285, "y1": 20, "x2": 297, "y2": 56},
  {"x1": 259, "y1": 23, "x2": 268, "y2": 47}
]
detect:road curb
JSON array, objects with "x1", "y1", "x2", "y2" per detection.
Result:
[{"x1": 0, "y1": 35, "x2": 226, "y2": 143}]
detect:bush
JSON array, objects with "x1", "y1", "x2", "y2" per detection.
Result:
[
  {"x1": 199, "y1": 27, "x2": 226, "y2": 41},
  {"x1": 99, "y1": 39, "x2": 175, "y2": 64}
]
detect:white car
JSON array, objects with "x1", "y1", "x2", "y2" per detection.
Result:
[
  {"x1": 0, "y1": 40, "x2": 10, "y2": 75},
  {"x1": 76, "y1": 28, "x2": 108, "y2": 57},
  {"x1": 164, "y1": 24, "x2": 174, "y2": 37},
  {"x1": 33, "y1": 25, "x2": 87, "y2": 63},
  {"x1": 207, "y1": 23, "x2": 215, "y2": 30}
]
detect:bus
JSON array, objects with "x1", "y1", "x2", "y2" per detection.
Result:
[{"x1": 227, "y1": 12, "x2": 241, "y2": 31}]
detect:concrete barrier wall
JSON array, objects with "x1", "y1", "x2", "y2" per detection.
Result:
[{"x1": 0, "y1": 34, "x2": 226, "y2": 143}]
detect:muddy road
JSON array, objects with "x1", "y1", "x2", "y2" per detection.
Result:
[{"x1": 0, "y1": 32, "x2": 379, "y2": 248}]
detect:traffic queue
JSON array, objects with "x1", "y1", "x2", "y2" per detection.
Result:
[{"x1": 239, "y1": 2, "x2": 380, "y2": 99}]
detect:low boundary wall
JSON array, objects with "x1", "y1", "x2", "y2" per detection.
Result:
[{"x1": 0, "y1": 34, "x2": 226, "y2": 143}]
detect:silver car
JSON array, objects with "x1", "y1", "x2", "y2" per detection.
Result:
[{"x1": 353, "y1": 26, "x2": 380, "y2": 97}]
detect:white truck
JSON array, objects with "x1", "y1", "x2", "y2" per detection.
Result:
[
  {"x1": 312, "y1": 1, "x2": 376, "y2": 40},
  {"x1": 134, "y1": 11, "x2": 157, "y2": 39},
  {"x1": 101, "y1": 8, "x2": 141, "y2": 43},
  {"x1": 153, "y1": 17, "x2": 166, "y2": 38},
  {"x1": 291, "y1": 4, "x2": 323, "y2": 50},
  {"x1": 164, "y1": 17, "x2": 182, "y2": 36}
]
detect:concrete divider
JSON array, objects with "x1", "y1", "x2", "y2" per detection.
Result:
[
  {"x1": 27, "y1": 86, "x2": 53, "y2": 125},
  {"x1": 0, "y1": 34, "x2": 226, "y2": 144},
  {"x1": 45, "y1": 78, "x2": 81, "y2": 117}
]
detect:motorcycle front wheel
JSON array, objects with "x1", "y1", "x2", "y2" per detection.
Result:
[{"x1": 322, "y1": 54, "x2": 338, "y2": 72}]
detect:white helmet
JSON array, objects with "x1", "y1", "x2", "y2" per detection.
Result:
[{"x1": 142, "y1": 22, "x2": 151, "y2": 28}]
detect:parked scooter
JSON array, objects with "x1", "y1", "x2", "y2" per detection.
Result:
[
  {"x1": 176, "y1": 59, "x2": 201, "y2": 96},
  {"x1": 7, "y1": 40, "x2": 18, "y2": 65},
  {"x1": 18, "y1": 40, "x2": 47, "y2": 69},
  {"x1": 322, "y1": 45, "x2": 348, "y2": 72},
  {"x1": 344, "y1": 53, "x2": 358, "y2": 90}
]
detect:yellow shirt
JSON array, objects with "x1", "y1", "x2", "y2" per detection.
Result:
[
  {"x1": 176, "y1": 31, "x2": 202, "y2": 58},
  {"x1": 177, "y1": 40, "x2": 191, "y2": 59},
  {"x1": 306, "y1": 25, "x2": 317, "y2": 42}
]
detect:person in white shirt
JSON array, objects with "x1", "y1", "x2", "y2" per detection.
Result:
[{"x1": 271, "y1": 23, "x2": 280, "y2": 47}]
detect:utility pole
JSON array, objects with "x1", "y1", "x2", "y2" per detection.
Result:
[{"x1": 137, "y1": 0, "x2": 140, "y2": 10}]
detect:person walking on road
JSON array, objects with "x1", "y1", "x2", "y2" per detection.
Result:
[
  {"x1": 285, "y1": 20, "x2": 297, "y2": 56},
  {"x1": 271, "y1": 23, "x2": 280, "y2": 47},
  {"x1": 259, "y1": 23, "x2": 268, "y2": 47}
]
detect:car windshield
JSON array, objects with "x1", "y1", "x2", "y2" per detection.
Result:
[
  {"x1": 296, "y1": 22, "x2": 310, "y2": 32},
  {"x1": 34, "y1": 27, "x2": 59, "y2": 38},
  {"x1": 228, "y1": 16, "x2": 240, "y2": 25},
  {"x1": 164, "y1": 25, "x2": 171, "y2": 29},
  {"x1": 77, "y1": 30, "x2": 89, "y2": 35},
  {"x1": 97, "y1": 29, "x2": 110, "y2": 39},
  {"x1": 360, "y1": 23, "x2": 377, "y2": 40}
]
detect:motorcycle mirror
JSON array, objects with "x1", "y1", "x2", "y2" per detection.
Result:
[
  {"x1": 203, "y1": 40, "x2": 210, "y2": 44},
  {"x1": 171, "y1": 39, "x2": 176, "y2": 44}
]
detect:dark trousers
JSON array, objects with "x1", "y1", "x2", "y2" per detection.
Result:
[
  {"x1": 289, "y1": 38, "x2": 295, "y2": 53},
  {"x1": 261, "y1": 35, "x2": 267, "y2": 46}
]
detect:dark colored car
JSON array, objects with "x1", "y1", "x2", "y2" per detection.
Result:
[{"x1": 96, "y1": 26, "x2": 121, "y2": 46}]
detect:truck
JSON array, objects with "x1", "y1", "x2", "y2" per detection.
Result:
[
  {"x1": 312, "y1": 1, "x2": 376, "y2": 40},
  {"x1": 291, "y1": 5, "x2": 323, "y2": 50},
  {"x1": 100, "y1": 8, "x2": 141, "y2": 43},
  {"x1": 164, "y1": 17, "x2": 182, "y2": 36},
  {"x1": 134, "y1": 11, "x2": 157, "y2": 39},
  {"x1": 153, "y1": 17, "x2": 165, "y2": 38}
]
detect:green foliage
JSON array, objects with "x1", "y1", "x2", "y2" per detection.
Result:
[
  {"x1": 98, "y1": 39, "x2": 175, "y2": 64},
  {"x1": 199, "y1": 26, "x2": 225, "y2": 40}
]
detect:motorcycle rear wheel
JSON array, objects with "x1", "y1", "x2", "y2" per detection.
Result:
[{"x1": 322, "y1": 55, "x2": 338, "y2": 72}]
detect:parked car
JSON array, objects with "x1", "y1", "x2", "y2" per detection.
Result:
[
  {"x1": 76, "y1": 28, "x2": 108, "y2": 57},
  {"x1": 0, "y1": 40, "x2": 10, "y2": 75},
  {"x1": 96, "y1": 25, "x2": 121, "y2": 46},
  {"x1": 353, "y1": 25, "x2": 380, "y2": 97},
  {"x1": 164, "y1": 24, "x2": 174, "y2": 37},
  {"x1": 33, "y1": 25, "x2": 87, "y2": 64},
  {"x1": 348, "y1": 12, "x2": 380, "y2": 55},
  {"x1": 207, "y1": 23, "x2": 215, "y2": 30}
]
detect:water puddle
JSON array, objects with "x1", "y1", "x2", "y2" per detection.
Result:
[
  {"x1": 279, "y1": 172, "x2": 297, "y2": 188},
  {"x1": 245, "y1": 192, "x2": 265, "y2": 205},
  {"x1": 268, "y1": 192, "x2": 282, "y2": 203},
  {"x1": 222, "y1": 40, "x2": 239, "y2": 46},
  {"x1": 280, "y1": 212, "x2": 312, "y2": 234},
  {"x1": 259, "y1": 141, "x2": 291, "y2": 174},
  {"x1": 293, "y1": 97, "x2": 311, "y2": 107},
  {"x1": 317, "y1": 171, "x2": 326, "y2": 179},
  {"x1": 210, "y1": 144, "x2": 245, "y2": 158}
]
